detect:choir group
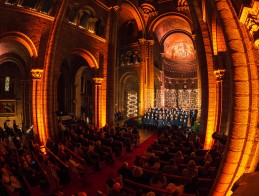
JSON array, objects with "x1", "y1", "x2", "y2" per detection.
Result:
[{"x1": 142, "y1": 107, "x2": 198, "y2": 130}]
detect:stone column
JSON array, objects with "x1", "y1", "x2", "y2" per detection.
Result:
[
  {"x1": 147, "y1": 40, "x2": 155, "y2": 108},
  {"x1": 41, "y1": 0, "x2": 68, "y2": 144},
  {"x1": 93, "y1": 77, "x2": 103, "y2": 129},
  {"x1": 107, "y1": 5, "x2": 120, "y2": 124},
  {"x1": 31, "y1": 69, "x2": 44, "y2": 144},
  {"x1": 21, "y1": 80, "x2": 28, "y2": 128},
  {"x1": 214, "y1": 69, "x2": 225, "y2": 134},
  {"x1": 160, "y1": 53, "x2": 165, "y2": 107},
  {"x1": 138, "y1": 38, "x2": 147, "y2": 115}
]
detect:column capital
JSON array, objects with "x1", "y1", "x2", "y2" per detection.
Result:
[
  {"x1": 148, "y1": 40, "x2": 155, "y2": 45},
  {"x1": 139, "y1": 38, "x2": 146, "y2": 45},
  {"x1": 93, "y1": 77, "x2": 103, "y2": 84},
  {"x1": 31, "y1": 69, "x2": 44, "y2": 80},
  {"x1": 214, "y1": 69, "x2": 225, "y2": 82}
]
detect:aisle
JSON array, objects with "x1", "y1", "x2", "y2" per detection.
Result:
[{"x1": 62, "y1": 129, "x2": 157, "y2": 196}]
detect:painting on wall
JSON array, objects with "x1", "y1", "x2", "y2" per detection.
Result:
[{"x1": 0, "y1": 99, "x2": 16, "y2": 117}]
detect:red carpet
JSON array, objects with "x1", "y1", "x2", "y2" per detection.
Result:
[{"x1": 62, "y1": 132, "x2": 156, "y2": 196}]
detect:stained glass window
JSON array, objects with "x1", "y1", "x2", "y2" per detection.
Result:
[{"x1": 5, "y1": 76, "x2": 10, "y2": 92}]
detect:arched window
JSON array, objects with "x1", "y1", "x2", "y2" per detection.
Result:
[
  {"x1": 21, "y1": 0, "x2": 38, "y2": 9},
  {"x1": 67, "y1": 6, "x2": 77, "y2": 24},
  {"x1": 79, "y1": 11, "x2": 90, "y2": 28},
  {"x1": 5, "y1": 0, "x2": 17, "y2": 5},
  {"x1": 5, "y1": 76, "x2": 10, "y2": 92},
  {"x1": 40, "y1": 0, "x2": 53, "y2": 14},
  {"x1": 95, "y1": 18, "x2": 104, "y2": 37}
]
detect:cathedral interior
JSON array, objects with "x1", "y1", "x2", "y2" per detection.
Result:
[{"x1": 0, "y1": 0, "x2": 259, "y2": 195}]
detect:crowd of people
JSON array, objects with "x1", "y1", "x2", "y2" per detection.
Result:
[
  {"x1": 0, "y1": 114, "x2": 225, "y2": 196},
  {"x1": 111, "y1": 127, "x2": 225, "y2": 196},
  {"x1": 0, "y1": 117, "x2": 141, "y2": 196},
  {"x1": 142, "y1": 107, "x2": 198, "y2": 130}
]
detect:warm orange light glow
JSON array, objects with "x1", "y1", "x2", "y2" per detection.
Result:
[{"x1": 0, "y1": 31, "x2": 38, "y2": 58}]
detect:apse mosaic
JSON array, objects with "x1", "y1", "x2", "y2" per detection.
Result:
[{"x1": 164, "y1": 33, "x2": 195, "y2": 61}]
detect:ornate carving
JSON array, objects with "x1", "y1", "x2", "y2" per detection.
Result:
[
  {"x1": 93, "y1": 77, "x2": 103, "y2": 84},
  {"x1": 139, "y1": 0, "x2": 158, "y2": 20},
  {"x1": 139, "y1": 38, "x2": 146, "y2": 45},
  {"x1": 148, "y1": 40, "x2": 155, "y2": 45},
  {"x1": 240, "y1": 2, "x2": 259, "y2": 40},
  {"x1": 31, "y1": 69, "x2": 44, "y2": 80},
  {"x1": 177, "y1": 0, "x2": 190, "y2": 13},
  {"x1": 214, "y1": 69, "x2": 225, "y2": 82}
]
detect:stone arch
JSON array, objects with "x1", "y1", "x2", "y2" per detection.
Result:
[
  {"x1": 0, "y1": 31, "x2": 38, "y2": 59},
  {"x1": 149, "y1": 12, "x2": 194, "y2": 38},
  {"x1": 118, "y1": 71, "x2": 139, "y2": 113},
  {"x1": 74, "y1": 65, "x2": 94, "y2": 119},
  {"x1": 71, "y1": 48, "x2": 98, "y2": 69},
  {"x1": 121, "y1": 1, "x2": 145, "y2": 33},
  {"x1": 210, "y1": 0, "x2": 258, "y2": 195}
]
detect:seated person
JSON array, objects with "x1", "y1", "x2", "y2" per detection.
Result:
[
  {"x1": 168, "y1": 142, "x2": 178, "y2": 153},
  {"x1": 131, "y1": 167, "x2": 149, "y2": 185},
  {"x1": 108, "y1": 182, "x2": 129, "y2": 196},
  {"x1": 133, "y1": 155, "x2": 142, "y2": 167},
  {"x1": 21, "y1": 160, "x2": 39, "y2": 186},
  {"x1": 151, "y1": 139, "x2": 162, "y2": 151},
  {"x1": 160, "y1": 147, "x2": 173, "y2": 162},
  {"x1": 143, "y1": 155, "x2": 160, "y2": 170},
  {"x1": 175, "y1": 151, "x2": 184, "y2": 165},
  {"x1": 65, "y1": 154, "x2": 85, "y2": 178},
  {"x1": 149, "y1": 171, "x2": 168, "y2": 188},
  {"x1": 198, "y1": 161, "x2": 212, "y2": 178},
  {"x1": 94, "y1": 140, "x2": 113, "y2": 163},
  {"x1": 162, "y1": 158, "x2": 179, "y2": 175},
  {"x1": 182, "y1": 160, "x2": 198, "y2": 179},
  {"x1": 143, "y1": 147, "x2": 155, "y2": 158},
  {"x1": 1, "y1": 167, "x2": 23, "y2": 193},
  {"x1": 118, "y1": 162, "x2": 132, "y2": 179}
]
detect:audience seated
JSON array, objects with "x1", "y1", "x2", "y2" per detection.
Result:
[
  {"x1": 131, "y1": 167, "x2": 149, "y2": 185},
  {"x1": 143, "y1": 155, "x2": 160, "y2": 170},
  {"x1": 159, "y1": 147, "x2": 173, "y2": 162},
  {"x1": 174, "y1": 151, "x2": 184, "y2": 165},
  {"x1": 118, "y1": 162, "x2": 132, "y2": 179},
  {"x1": 149, "y1": 171, "x2": 168, "y2": 188},
  {"x1": 198, "y1": 161, "x2": 212, "y2": 178},
  {"x1": 182, "y1": 160, "x2": 198, "y2": 179},
  {"x1": 162, "y1": 158, "x2": 179, "y2": 175}
]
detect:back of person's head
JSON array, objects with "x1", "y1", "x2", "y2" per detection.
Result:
[
  {"x1": 147, "y1": 147, "x2": 153, "y2": 153},
  {"x1": 76, "y1": 192, "x2": 87, "y2": 196},
  {"x1": 204, "y1": 161, "x2": 211, "y2": 168},
  {"x1": 146, "y1": 191, "x2": 155, "y2": 196},
  {"x1": 132, "y1": 166, "x2": 143, "y2": 177},
  {"x1": 175, "y1": 151, "x2": 182, "y2": 158},
  {"x1": 121, "y1": 162, "x2": 128, "y2": 169},
  {"x1": 188, "y1": 160, "x2": 196, "y2": 168},
  {"x1": 96, "y1": 140, "x2": 101, "y2": 146},
  {"x1": 148, "y1": 155, "x2": 157, "y2": 166},
  {"x1": 153, "y1": 139, "x2": 158, "y2": 144},
  {"x1": 169, "y1": 158, "x2": 175, "y2": 166},
  {"x1": 113, "y1": 182, "x2": 121, "y2": 192},
  {"x1": 164, "y1": 147, "x2": 169, "y2": 153},
  {"x1": 169, "y1": 142, "x2": 174, "y2": 147}
]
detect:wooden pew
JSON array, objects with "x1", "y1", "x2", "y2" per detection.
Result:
[{"x1": 123, "y1": 178, "x2": 175, "y2": 195}]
